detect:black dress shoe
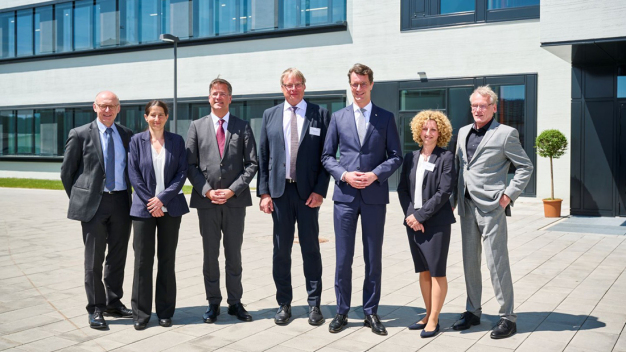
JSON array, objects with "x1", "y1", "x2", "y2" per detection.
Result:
[
  {"x1": 134, "y1": 321, "x2": 147, "y2": 330},
  {"x1": 203, "y1": 304, "x2": 220, "y2": 323},
  {"x1": 364, "y1": 314, "x2": 387, "y2": 336},
  {"x1": 88, "y1": 311, "x2": 107, "y2": 329},
  {"x1": 452, "y1": 311, "x2": 480, "y2": 331},
  {"x1": 490, "y1": 318, "x2": 517, "y2": 339},
  {"x1": 308, "y1": 306, "x2": 324, "y2": 326},
  {"x1": 228, "y1": 303, "x2": 252, "y2": 322},
  {"x1": 329, "y1": 314, "x2": 348, "y2": 333},
  {"x1": 104, "y1": 305, "x2": 133, "y2": 318},
  {"x1": 159, "y1": 318, "x2": 172, "y2": 327},
  {"x1": 420, "y1": 323, "x2": 440, "y2": 338},
  {"x1": 408, "y1": 321, "x2": 427, "y2": 330},
  {"x1": 274, "y1": 304, "x2": 291, "y2": 325}
]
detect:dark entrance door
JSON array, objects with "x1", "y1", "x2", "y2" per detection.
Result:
[{"x1": 620, "y1": 104, "x2": 626, "y2": 216}]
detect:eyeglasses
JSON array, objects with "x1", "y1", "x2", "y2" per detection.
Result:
[
  {"x1": 95, "y1": 103, "x2": 119, "y2": 111},
  {"x1": 350, "y1": 82, "x2": 370, "y2": 89},
  {"x1": 282, "y1": 83, "x2": 304, "y2": 90},
  {"x1": 471, "y1": 104, "x2": 493, "y2": 111}
]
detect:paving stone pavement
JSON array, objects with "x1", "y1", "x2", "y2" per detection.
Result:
[{"x1": 1, "y1": 187, "x2": 625, "y2": 351}]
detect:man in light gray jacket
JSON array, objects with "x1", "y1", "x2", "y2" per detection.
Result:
[{"x1": 452, "y1": 85, "x2": 533, "y2": 339}]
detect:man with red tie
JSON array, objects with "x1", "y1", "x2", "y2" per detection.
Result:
[{"x1": 186, "y1": 78, "x2": 258, "y2": 324}]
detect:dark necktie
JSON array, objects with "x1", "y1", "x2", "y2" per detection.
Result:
[
  {"x1": 105, "y1": 127, "x2": 115, "y2": 191},
  {"x1": 289, "y1": 106, "x2": 299, "y2": 181},
  {"x1": 217, "y1": 119, "x2": 225, "y2": 157}
]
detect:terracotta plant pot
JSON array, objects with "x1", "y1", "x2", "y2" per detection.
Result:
[{"x1": 543, "y1": 198, "x2": 562, "y2": 217}]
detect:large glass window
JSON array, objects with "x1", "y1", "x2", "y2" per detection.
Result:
[
  {"x1": 35, "y1": 109, "x2": 57, "y2": 155},
  {"x1": 193, "y1": 0, "x2": 213, "y2": 37},
  {"x1": 140, "y1": 0, "x2": 161, "y2": 43},
  {"x1": 16, "y1": 9, "x2": 33, "y2": 57},
  {"x1": 441, "y1": 0, "x2": 474, "y2": 14},
  {"x1": 488, "y1": 0, "x2": 539, "y2": 10},
  {"x1": 248, "y1": 0, "x2": 274, "y2": 32},
  {"x1": 216, "y1": 0, "x2": 239, "y2": 35},
  {"x1": 55, "y1": 2, "x2": 73, "y2": 53},
  {"x1": 163, "y1": 0, "x2": 191, "y2": 39},
  {"x1": 618, "y1": 66, "x2": 626, "y2": 99},
  {"x1": 35, "y1": 6, "x2": 54, "y2": 54},
  {"x1": 95, "y1": 0, "x2": 119, "y2": 47},
  {"x1": 120, "y1": 0, "x2": 140, "y2": 45},
  {"x1": 0, "y1": 12, "x2": 16, "y2": 58},
  {"x1": 74, "y1": 0, "x2": 94, "y2": 50},
  {"x1": 16, "y1": 109, "x2": 34, "y2": 154},
  {"x1": 0, "y1": 110, "x2": 16, "y2": 155}
]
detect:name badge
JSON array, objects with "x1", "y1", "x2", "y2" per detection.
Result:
[
  {"x1": 309, "y1": 127, "x2": 321, "y2": 136},
  {"x1": 424, "y1": 162, "x2": 436, "y2": 172}
]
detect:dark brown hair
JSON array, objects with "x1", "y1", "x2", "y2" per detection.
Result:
[
  {"x1": 348, "y1": 63, "x2": 374, "y2": 83},
  {"x1": 209, "y1": 77, "x2": 233, "y2": 96},
  {"x1": 144, "y1": 100, "x2": 169, "y2": 116}
]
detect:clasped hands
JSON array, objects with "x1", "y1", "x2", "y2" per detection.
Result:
[
  {"x1": 344, "y1": 171, "x2": 377, "y2": 189},
  {"x1": 206, "y1": 189, "x2": 234, "y2": 205},
  {"x1": 405, "y1": 214, "x2": 424, "y2": 232},
  {"x1": 147, "y1": 197, "x2": 165, "y2": 217},
  {"x1": 259, "y1": 192, "x2": 323, "y2": 214}
]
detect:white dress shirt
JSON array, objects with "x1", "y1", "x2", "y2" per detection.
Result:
[
  {"x1": 96, "y1": 119, "x2": 127, "y2": 192},
  {"x1": 151, "y1": 144, "x2": 168, "y2": 212},
  {"x1": 352, "y1": 101, "x2": 372, "y2": 131},
  {"x1": 283, "y1": 99, "x2": 307, "y2": 180},
  {"x1": 211, "y1": 112, "x2": 230, "y2": 135},
  {"x1": 413, "y1": 154, "x2": 430, "y2": 209}
]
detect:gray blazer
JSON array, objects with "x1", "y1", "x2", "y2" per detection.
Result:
[
  {"x1": 186, "y1": 114, "x2": 258, "y2": 208},
  {"x1": 61, "y1": 120, "x2": 133, "y2": 222},
  {"x1": 453, "y1": 119, "x2": 533, "y2": 216}
]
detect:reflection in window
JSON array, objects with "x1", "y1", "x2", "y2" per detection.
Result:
[
  {"x1": 217, "y1": 0, "x2": 239, "y2": 35},
  {"x1": 488, "y1": 0, "x2": 539, "y2": 10},
  {"x1": 163, "y1": 0, "x2": 192, "y2": 39},
  {"x1": 494, "y1": 85, "x2": 525, "y2": 145},
  {"x1": 248, "y1": 0, "x2": 274, "y2": 31},
  {"x1": 16, "y1": 9, "x2": 33, "y2": 57},
  {"x1": 95, "y1": 0, "x2": 119, "y2": 47},
  {"x1": 440, "y1": 0, "x2": 474, "y2": 14},
  {"x1": 36, "y1": 109, "x2": 57, "y2": 155},
  {"x1": 17, "y1": 110, "x2": 34, "y2": 154},
  {"x1": 0, "y1": 110, "x2": 16, "y2": 155},
  {"x1": 140, "y1": 0, "x2": 160, "y2": 43},
  {"x1": 55, "y1": 2, "x2": 73, "y2": 53},
  {"x1": 120, "y1": 0, "x2": 139, "y2": 45},
  {"x1": 400, "y1": 89, "x2": 446, "y2": 111},
  {"x1": 74, "y1": 107, "x2": 94, "y2": 127},
  {"x1": 448, "y1": 87, "x2": 474, "y2": 134},
  {"x1": 193, "y1": 0, "x2": 213, "y2": 37},
  {"x1": 74, "y1": 0, "x2": 94, "y2": 50},
  {"x1": 0, "y1": 12, "x2": 16, "y2": 58},
  {"x1": 35, "y1": 6, "x2": 54, "y2": 54}
]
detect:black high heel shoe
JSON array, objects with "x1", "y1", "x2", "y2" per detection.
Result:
[{"x1": 420, "y1": 322, "x2": 440, "y2": 338}]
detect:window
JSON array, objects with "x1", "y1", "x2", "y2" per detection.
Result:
[
  {"x1": 139, "y1": 0, "x2": 161, "y2": 43},
  {"x1": 401, "y1": 0, "x2": 539, "y2": 30},
  {"x1": 17, "y1": 109, "x2": 34, "y2": 154},
  {"x1": 0, "y1": 12, "x2": 15, "y2": 58},
  {"x1": 35, "y1": 6, "x2": 54, "y2": 54},
  {"x1": 74, "y1": 0, "x2": 94, "y2": 50},
  {"x1": 618, "y1": 66, "x2": 626, "y2": 99},
  {"x1": 120, "y1": 0, "x2": 139, "y2": 45},
  {"x1": 16, "y1": 9, "x2": 33, "y2": 57},
  {"x1": 55, "y1": 2, "x2": 73, "y2": 52},
  {"x1": 95, "y1": 0, "x2": 119, "y2": 48},
  {"x1": 193, "y1": 0, "x2": 213, "y2": 37},
  {"x1": 162, "y1": 0, "x2": 192, "y2": 39},
  {"x1": 216, "y1": 0, "x2": 239, "y2": 35},
  {"x1": 0, "y1": 110, "x2": 16, "y2": 155}
]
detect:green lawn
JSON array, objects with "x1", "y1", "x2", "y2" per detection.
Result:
[{"x1": 0, "y1": 178, "x2": 194, "y2": 195}]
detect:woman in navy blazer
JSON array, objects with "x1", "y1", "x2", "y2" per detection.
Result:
[
  {"x1": 397, "y1": 110, "x2": 456, "y2": 338},
  {"x1": 128, "y1": 100, "x2": 189, "y2": 330}
]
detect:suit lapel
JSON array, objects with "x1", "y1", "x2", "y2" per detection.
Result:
[
  {"x1": 470, "y1": 119, "x2": 499, "y2": 165},
  {"x1": 141, "y1": 131, "x2": 156, "y2": 181},
  {"x1": 346, "y1": 104, "x2": 361, "y2": 147},
  {"x1": 163, "y1": 132, "x2": 173, "y2": 181},
  {"x1": 459, "y1": 127, "x2": 469, "y2": 164},
  {"x1": 222, "y1": 116, "x2": 234, "y2": 161},
  {"x1": 410, "y1": 150, "x2": 419, "y2": 198},
  {"x1": 362, "y1": 104, "x2": 378, "y2": 146},
  {"x1": 299, "y1": 103, "x2": 313, "y2": 145},
  {"x1": 90, "y1": 121, "x2": 105, "y2": 172},
  {"x1": 204, "y1": 116, "x2": 220, "y2": 160}
]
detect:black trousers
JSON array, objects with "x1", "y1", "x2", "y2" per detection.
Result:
[
  {"x1": 131, "y1": 213, "x2": 181, "y2": 323},
  {"x1": 272, "y1": 182, "x2": 323, "y2": 307},
  {"x1": 81, "y1": 192, "x2": 132, "y2": 314},
  {"x1": 197, "y1": 206, "x2": 246, "y2": 305}
]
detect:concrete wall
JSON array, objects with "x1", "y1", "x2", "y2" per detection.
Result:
[
  {"x1": 541, "y1": 0, "x2": 626, "y2": 44},
  {"x1": 0, "y1": 0, "x2": 573, "y2": 200}
]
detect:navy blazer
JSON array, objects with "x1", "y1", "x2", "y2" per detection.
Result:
[
  {"x1": 397, "y1": 147, "x2": 456, "y2": 227},
  {"x1": 321, "y1": 103, "x2": 403, "y2": 204},
  {"x1": 257, "y1": 101, "x2": 331, "y2": 200},
  {"x1": 128, "y1": 130, "x2": 190, "y2": 218}
]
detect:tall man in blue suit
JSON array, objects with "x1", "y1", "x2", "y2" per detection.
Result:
[
  {"x1": 257, "y1": 68, "x2": 331, "y2": 326},
  {"x1": 322, "y1": 64, "x2": 403, "y2": 336}
]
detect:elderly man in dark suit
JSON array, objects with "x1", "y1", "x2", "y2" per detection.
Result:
[
  {"x1": 322, "y1": 64, "x2": 403, "y2": 336},
  {"x1": 257, "y1": 68, "x2": 331, "y2": 326},
  {"x1": 187, "y1": 78, "x2": 258, "y2": 324},
  {"x1": 61, "y1": 90, "x2": 134, "y2": 329}
]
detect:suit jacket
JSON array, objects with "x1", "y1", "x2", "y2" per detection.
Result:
[
  {"x1": 397, "y1": 147, "x2": 456, "y2": 227},
  {"x1": 452, "y1": 119, "x2": 533, "y2": 216},
  {"x1": 61, "y1": 120, "x2": 133, "y2": 222},
  {"x1": 128, "y1": 130, "x2": 190, "y2": 218},
  {"x1": 257, "y1": 102, "x2": 331, "y2": 199},
  {"x1": 321, "y1": 103, "x2": 403, "y2": 204},
  {"x1": 186, "y1": 114, "x2": 258, "y2": 208}
]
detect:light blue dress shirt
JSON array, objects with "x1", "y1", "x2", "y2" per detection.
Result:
[{"x1": 96, "y1": 119, "x2": 127, "y2": 191}]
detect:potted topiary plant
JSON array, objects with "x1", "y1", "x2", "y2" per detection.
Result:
[{"x1": 535, "y1": 129, "x2": 568, "y2": 217}]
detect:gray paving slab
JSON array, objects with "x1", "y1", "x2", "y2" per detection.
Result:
[{"x1": 1, "y1": 188, "x2": 626, "y2": 351}]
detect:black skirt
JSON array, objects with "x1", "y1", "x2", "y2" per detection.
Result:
[{"x1": 406, "y1": 224, "x2": 451, "y2": 277}]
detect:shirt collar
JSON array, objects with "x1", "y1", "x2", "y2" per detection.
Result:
[
  {"x1": 96, "y1": 119, "x2": 118, "y2": 134},
  {"x1": 472, "y1": 117, "x2": 493, "y2": 132},
  {"x1": 284, "y1": 99, "x2": 307, "y2": 113},
  {"x1": 211, "y1": 112, "x2": 230, "y2": 125},
  {"x1": 353, "y1": 101, "x2": 373, "y2": 115}
]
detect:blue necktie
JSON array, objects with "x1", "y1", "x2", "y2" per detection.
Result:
[{"x1": 105, "y1": 128, "x2": 115, "y2": 191}]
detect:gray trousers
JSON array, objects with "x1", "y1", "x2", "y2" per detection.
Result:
[
  {"x1": 197, "y1": 207, "x2": 246, "y2": 306},
  {"x1": 460, "y1": 198, "x2": 516, "y2": 322}
]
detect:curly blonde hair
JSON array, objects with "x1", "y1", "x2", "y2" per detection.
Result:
[{"x1": 410, "y1": 110, "x2": 453, "y2": 147}]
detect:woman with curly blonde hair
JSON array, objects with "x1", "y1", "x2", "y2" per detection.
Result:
[{"x1": 397, "y1": 110, "x2": 456, "y2": 338}]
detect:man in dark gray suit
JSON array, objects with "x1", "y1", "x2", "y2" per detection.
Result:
[
  {"x1": 61, "y1": 91, "x2": 134, "y2": 329},
  {"x1": 187, "y1": 78, "x2": 258, "y2": 323},
  {"x1": 257, "y1": 68, "x2": 331, "y2": 326},
  {"x1": 452, "y1": 85, "x2": 533, "y2": 339}
]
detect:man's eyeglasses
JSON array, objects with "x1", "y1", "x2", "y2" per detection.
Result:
[
  {"x1": 471, "y1": 104, "x2": 493, "y2": 111},
  {"x1": 95, "y1": 103, "x2": 119, "y2": 111},
  {"x1": 350, "y1": 82, "x2": 370, "y2": 90},
  {"x1": 282, "y1": 83, "x2": 304, "y2": 90}
]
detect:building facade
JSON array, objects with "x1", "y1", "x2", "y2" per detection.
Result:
[{"x1": 0, "y1": 0, "x2": 625, "y2": 216}]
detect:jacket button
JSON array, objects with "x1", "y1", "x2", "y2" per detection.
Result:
[
  {"x1": 218, "y1": 176, "x2": 221, "y2": 180},
  {"x1": 423, "y1": 184, "x2": 426, "y2": 189},
  {"x1": 356, "y1": 167, "x2": 360, "y2": 170},
  {"x1": 423, "y1": 198, "x2": 427, "y2": 202},
  {"x1": 220, "y1": 163, "x2": 223, "y2": 166}
]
